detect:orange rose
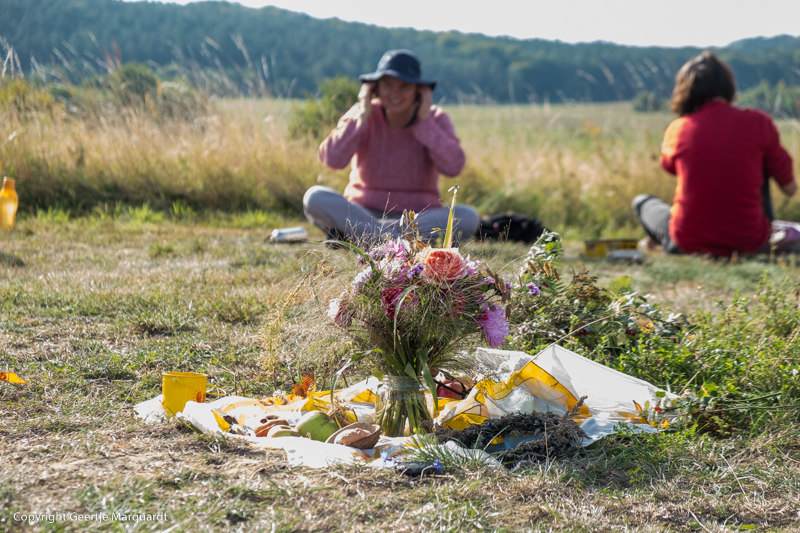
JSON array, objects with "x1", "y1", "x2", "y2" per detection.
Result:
[{"x1": 418, "y1": 248, "x2": 467, "y2": 284}]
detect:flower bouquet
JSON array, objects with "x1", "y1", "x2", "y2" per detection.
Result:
[{"x1": 327, "y1": 189, "x2": 511, "y2": 436}]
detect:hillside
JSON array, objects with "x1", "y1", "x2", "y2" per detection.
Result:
[
  {"x1": 2, "y1": 0, "x2": 799, "y2": 102},
  {"x1": 728, "y1": 34, "x2": 800, "y2": 54}
]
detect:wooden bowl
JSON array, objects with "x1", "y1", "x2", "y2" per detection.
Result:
[{"x1": 325, "y1": 422, "x2": 382, "y2": 449}]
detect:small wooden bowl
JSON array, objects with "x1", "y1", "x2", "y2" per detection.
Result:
[{"x1": 326, "y1": 422, "x2": 382, "y2": 449}]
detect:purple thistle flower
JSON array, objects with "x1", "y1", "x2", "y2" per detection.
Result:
[
  {"x1": 503, "y1": 278, "x2": 513, "y2": 291},
  {"x1": 482, "y1": 277, "x2": 495, "y2": 285},
  {"x1": 477, "y1": 304, "x2": 509, "y2": 348},
  {"x1": 527, "y1": 282, "x2": 541, "y2": 296}
]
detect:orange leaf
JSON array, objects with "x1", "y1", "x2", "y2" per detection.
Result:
[
  {"x1": 293, "y1": 372, "x2": 316, "y2": 399},
  {"x1": 0, "y1": 371, "x2": 27, "y2": 384}
]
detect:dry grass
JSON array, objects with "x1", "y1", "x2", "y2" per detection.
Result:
[
  {"x1": 1, "y1": 99, "x2": 318, "y2": 215},
  {"x1": 1, "y1": 216, "x2": 799, "y2": 531},
  {"x1": 446, "y1": 102, "x2": 800, "y2": 236},
  {"x1": 2, "y1": 98, "x2": 798, "y2": 239}
]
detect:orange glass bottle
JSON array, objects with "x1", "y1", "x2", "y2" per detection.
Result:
[{"x1": 0, "y1": 177, "x2": 19, "y2": 230}]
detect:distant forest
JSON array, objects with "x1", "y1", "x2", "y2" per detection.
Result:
[{"x1": 2, "y1": 0, "x2": 800, "y2": 103}]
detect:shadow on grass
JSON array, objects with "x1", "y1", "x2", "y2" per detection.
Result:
[{"x1": 0, "y1": 251, "x2": 24, "y2": 267}]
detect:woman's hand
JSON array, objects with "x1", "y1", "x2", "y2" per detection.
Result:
[
  {"x1": 356, "y1": 82, "x2": 376, "y2": 127},
  {"x1": 781, "y1": 179, "x2": 798, "y2": 197},
  {"x1": 416, "y1": 85, "x2": 433, "y2": 122}
]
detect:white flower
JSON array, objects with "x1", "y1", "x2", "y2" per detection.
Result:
[
  {"x1": 352, "y1": 267, "x2": 373, "y2": 290},
  {"x1": 464, "y1": 255, "x2": 480, "y2": 275},
  {"x1": 327, "y1": 299, "x2": 341, "y2": 321}
]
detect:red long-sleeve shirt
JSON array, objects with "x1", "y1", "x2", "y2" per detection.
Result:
[
  {"x1": 319, "y1": 102, "x2": 466, "y2": 213},
  {"x1": 661, "y1": 100, "x2": 795, "y2": 255}
]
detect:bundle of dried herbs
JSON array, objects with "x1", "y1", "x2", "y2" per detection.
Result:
[{"x1": 434, "y1": 404, "x2": 588, "y2": 464}]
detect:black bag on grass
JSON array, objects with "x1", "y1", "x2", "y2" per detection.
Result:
[{"x1": 478, "y1": 213, "x2": 546, "y2": 243}]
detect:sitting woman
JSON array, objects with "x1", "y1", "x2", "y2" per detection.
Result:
[
  {"x1": 303, "y1": 49, "x2": 479, "y2": 244},
  {"x1": 633, "y1": 51, "x2": 797, "y2": 256}
]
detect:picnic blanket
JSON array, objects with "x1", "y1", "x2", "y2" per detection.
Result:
[{"x1": 135, "y1": 345, "x2": 673, "y2": 468}]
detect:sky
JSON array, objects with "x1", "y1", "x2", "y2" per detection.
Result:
[{"x1": 126, "y1": 0, "x2": 800, "y2": 48}]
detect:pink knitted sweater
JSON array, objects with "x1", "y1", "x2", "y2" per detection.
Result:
[{"x1": 319, "y1": 102, "x2": 466, "y2": 213}]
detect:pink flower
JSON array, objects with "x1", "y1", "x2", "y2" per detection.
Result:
[
  {"x1": 379, "y1": 257, "x2": 410, "y2": 283},
  {"x1": 327, "y1": 299, "x2": 353, "y2": 328},
  {"x1": 418, "y1": 248, "x2": 467, "y2": 285},
  {"x1": 477, "y1": 304, "x2": 509, "y2": 348},
  {"x1": 381, "y1": 287, "x2": 418, "y2": 319}
]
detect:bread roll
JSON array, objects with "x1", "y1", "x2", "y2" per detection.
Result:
[{"x1": 335, "y1": 428, "x2": 372, "y2": 446}]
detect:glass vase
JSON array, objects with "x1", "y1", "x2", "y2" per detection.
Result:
[{"x1": 374, "y1": 375, "x2": 432, "y2": 437}]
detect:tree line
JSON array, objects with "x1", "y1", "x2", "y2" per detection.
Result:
[{"x1": 2, "y1": 0, "x2": 799, "y2": 103}]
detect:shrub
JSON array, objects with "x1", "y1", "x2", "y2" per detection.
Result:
[
  {"x1": 288, "y1": 76, "x2": 359, "y2": 140},
  {"x1": 0, "y1": 79, "x2": 62, "y2": 117},
  {"x1": 632, "y1": 91, "x2": 664, "y2": 113},
  {"x1": 510, "y1": 232, "x2": 800, "y2": 437},
  {"x1": 738, "y1": 80, "x2": 800, "y2": 118},
  {"x1": 511, "y1": 232, "x2": 685, "y2": 353}
]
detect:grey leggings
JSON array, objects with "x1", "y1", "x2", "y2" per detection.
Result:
[
  {"x1": 303, "y1": 186, "x2": 481, "y2": 244},
  {"x1": 633, "y1": 175, "x2": 774, "y2": 254},
  {"x1": 631, "y1": 194, "x2": 681, "y2": 254}
]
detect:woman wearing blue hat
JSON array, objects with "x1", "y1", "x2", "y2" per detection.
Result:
[{"x1": 304, "y1": 49, "x2": 479, "y2": 243}]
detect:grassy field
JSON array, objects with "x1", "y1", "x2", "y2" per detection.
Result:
[
  {"x1": 1, "y1": 98, "x2": 799, "y2": 531},
  {"x1": 1, "y1": 212, "x2": 799, "y2": 532},
  {"x1": 3, "y1": 97, "x2": 799, "y2": 237}
]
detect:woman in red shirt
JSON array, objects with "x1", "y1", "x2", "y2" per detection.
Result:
[
  {"x1": 304, "y1": 49, "x2": 479, "y2": 244},
  {"x1": 633, "y1": 52, "x2": 796, "y2": 256}
]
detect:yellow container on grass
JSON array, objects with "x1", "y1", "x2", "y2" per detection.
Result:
[
  {"x1": 583, "y1": 239, "x2": 639, "y2": 258},
  {"x1": 162, "y1": 371, "x2": 208, "y2": 417},
  {"x1": 0, "y1": 177, "x2": 19, "y2": 230}
]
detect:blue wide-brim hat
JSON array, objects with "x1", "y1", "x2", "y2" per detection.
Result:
[{"x1": 359, "y1": 49, "x2": 436, "y2": 90}]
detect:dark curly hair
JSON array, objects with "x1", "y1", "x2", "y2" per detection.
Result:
[{"x1": 670, "y1": 51, "x2": 736, "y2": 116}]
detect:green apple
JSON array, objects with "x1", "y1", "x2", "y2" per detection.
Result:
[{"x1": 296, "y1": 411, "x2": 339, "y2": 442}]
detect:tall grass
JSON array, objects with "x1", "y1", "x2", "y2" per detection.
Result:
[
  {"x1": 448, "y1": 103, "x2": 800, "y2": 236},
  {"x1": 0, "y1": 97, "x2": 319, "y2": 216},
  {"x1": 1, "y1": 93, "x2": 799, "y2": 236}
]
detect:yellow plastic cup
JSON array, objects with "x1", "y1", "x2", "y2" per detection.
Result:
[{"x1": 162, "y1": 371, "x2": 209, "y2": 417}]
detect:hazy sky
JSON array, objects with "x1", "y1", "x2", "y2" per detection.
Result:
[{"x1": 126, "y1": 0, "x2": 800, "y2": 48}]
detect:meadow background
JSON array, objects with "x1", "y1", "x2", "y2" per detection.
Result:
[
  {"x1": 2, "y1": 91, "x2": 799, "y2": 239},
  {"x1": 1, "y1": 1, "x2": 800, "y2": 529}
]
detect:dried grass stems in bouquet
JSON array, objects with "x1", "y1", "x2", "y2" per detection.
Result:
[{"x1": 326, "y1": 187, "x2": 512, "y2": 436}]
